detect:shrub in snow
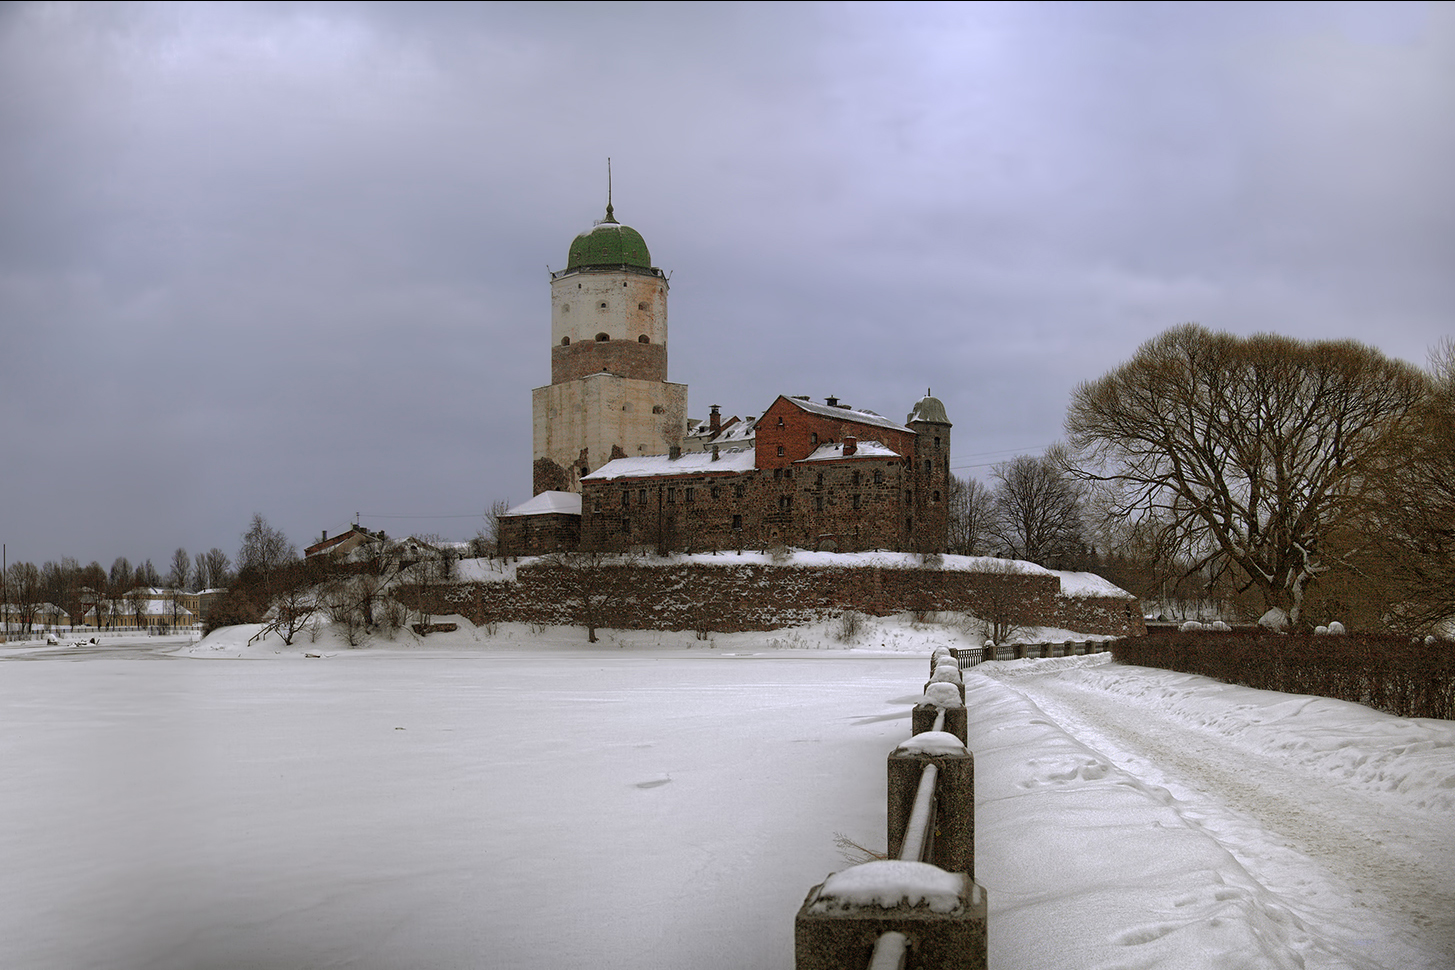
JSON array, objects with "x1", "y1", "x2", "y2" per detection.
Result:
[
  {"x1": 924, "y1": 682, "x2": 963, "y2": 709},
  {"x1": 1315, "y1": 625, "x2": 1330, "y2": 635},
  {"x1": 833, "y1": 610, "x2": 865, "y2": 643},
  {"x1": 1328, "y1": 621, "x2": 1346, "y2": 635},
  {"x1": 1209, "y1": 620, "x2": 1232, "y2": 632},
  {"x1": 1179, "y1": 620, "x2": 1204, "y2": 632},
  {"x1": 1258, "y1": 608, "x2": 1289, "y2": 632}
]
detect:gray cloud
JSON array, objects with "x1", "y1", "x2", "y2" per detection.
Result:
[{"x1": 2, "y1": 2, "x2": 1450, "y2": 567}]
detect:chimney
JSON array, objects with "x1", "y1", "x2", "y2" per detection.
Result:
[
  {"x1": 709, "y1": 405, "x2": 721, "y2": 433},
  {"x1": 669, "y1": 445, "x2": 681, "y2": 460},
  {"x1": 843, "y1": 436, "x2": 857, "y2": 456},
  {"x1": 825, "y1": 396, "x2": 838, "y2": 408},
  {"x1": 322, "y1": 530, "x2": 328, "y2": 541},
  {"x1": 711, "y1": 446, "x2": 720, "y2": 462}
]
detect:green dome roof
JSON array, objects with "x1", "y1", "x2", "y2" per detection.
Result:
[
  {"x1": 567, "y1": 207, "x2": 652, "y2": 270},
  {"x1": 908, "y1": 392, "x2": 950, "y2": 425}
]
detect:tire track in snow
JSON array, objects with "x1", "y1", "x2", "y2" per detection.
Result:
[{"x1": 993, "y1": 666, "x2": 1455, "y2": 970}]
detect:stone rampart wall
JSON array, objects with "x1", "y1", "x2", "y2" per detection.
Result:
[{"x1": 403, "y1": 562, "x2": 1145, "y2": 638}]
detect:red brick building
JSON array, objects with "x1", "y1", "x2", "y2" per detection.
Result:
[{"x1": 575, "y1": 392, "x2": 952, "y2": 554}]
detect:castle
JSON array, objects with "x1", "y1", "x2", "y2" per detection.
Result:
[{"x1": 504, "y1": 202, "x2": 952, "y2": 557}]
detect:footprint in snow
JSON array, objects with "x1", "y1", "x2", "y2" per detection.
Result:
[{"x1": 634, "y1": 774, "x2": 671, "y2": 789}]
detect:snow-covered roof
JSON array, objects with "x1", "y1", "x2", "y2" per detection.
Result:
[
  {"x1": 583, "y1": 448, "x2": 757, "y2": 482},
  {"x1": 714, "y1": 416, "x2": 757, "y2": 443},
  {"x1": 501, "y1": 490, "x2": 583, "y2": 517},
  {"x1": 784, "y1": 397, "x2": 912, "y2": 434},
  {"x1": 1052, "y1": 570, "x2": 1139, "y2": 600},
  {"x1": 796, "y1": 439, "x2": 903, "y2": 462}
]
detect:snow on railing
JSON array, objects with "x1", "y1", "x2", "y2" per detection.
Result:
[
  {"x1": 794, "y1": 649, "x2": 986, "y2": 970},
  {"x1": 951, "y1": 638, "x2": 1111, "y2": 669}
]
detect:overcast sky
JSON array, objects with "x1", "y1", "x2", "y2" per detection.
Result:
[{"x1": 2, "y1": 1, "x2": 1451, "y2": 571}]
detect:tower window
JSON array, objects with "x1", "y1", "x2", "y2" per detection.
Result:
[
  {"x1": 777, "y1": 445, "x2": 785, "y2": 457},
  {"x1": 932, "y1": 490, "x2": 941, "y2": 503},
  {"x1": 638, "y1": 301, "x2": 649, "y2": 310},
  {"x1": 638, "y1": 334, "x2": 650, "y2": 343},
  {"x1": 561, "y1": 336, "x2": 570, "y2": 346},
  {"x1": 599, "y1": 301, "x2": 608, "y2": 309},
  {"x1": 732, "y1": 515, "x2": 742, "y2": 531},
  {"x1": 652, "y1": 405, "x2": 664, "y2": 414},
  {"x1": 596, "y1": 332, "x2": 610, "y2": 342}
]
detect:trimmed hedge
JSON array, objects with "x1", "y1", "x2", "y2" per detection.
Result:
[{"x1": 1110, "y1": 632, "x2": 1455, "y2": 720}]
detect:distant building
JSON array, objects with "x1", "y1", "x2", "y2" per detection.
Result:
[{"x1": 305, "y1": 526, "x2": 382, "y2": 559}]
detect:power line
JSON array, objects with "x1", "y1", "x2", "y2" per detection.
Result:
[{"x1": 358, "y1": 512, "x2": 486, "y2": 520}]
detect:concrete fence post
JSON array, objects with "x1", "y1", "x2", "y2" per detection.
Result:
[
  {"x1": 886, "y1": 746, "x2": 975, "y2": 876},
  {"x1": 912, "y1": 703, "x2": 966, "y2": 744},
  {"x1": 794, "y1": 868, "x2": 987, "y2": 970}
]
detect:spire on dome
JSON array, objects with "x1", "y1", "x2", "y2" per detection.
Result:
[{"x1": 602, "y1": 157, "x2": 618, "y2": 224}]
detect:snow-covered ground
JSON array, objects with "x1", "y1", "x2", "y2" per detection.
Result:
[{"x1": 1, "y1": 618, "x2": 1449, "y2": 969}]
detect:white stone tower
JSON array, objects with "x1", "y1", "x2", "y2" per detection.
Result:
[{"x1": 531, "y1": 201, "x2": 687, "y2": 494}]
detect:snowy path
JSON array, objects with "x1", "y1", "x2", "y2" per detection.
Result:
[{"x1": 975, "y1": 656, "x2": 1455, "y2": 970}]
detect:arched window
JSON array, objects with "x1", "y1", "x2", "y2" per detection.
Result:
[
  {"x1": 561, "y1": 336, "x2": 571, "y2": 346},
  {"x1": 598, "y1": 301, "x2": 608, "y2": 309},
  {"x1": 638, "y1": 301, "x2": 649, "y2": 310},
  {"x1": 596, "y1": 333, "x2": 610, "y2": 342},
  {"x1": 638, "y1": 334, "x2": 650, "y2": 343}
]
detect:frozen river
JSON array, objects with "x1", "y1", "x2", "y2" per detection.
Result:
[{"x1": 0, "y1": 637, "x2": 920, "y2": 970}]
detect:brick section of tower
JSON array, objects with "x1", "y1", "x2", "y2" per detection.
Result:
[{"x1": 551, "y1": 339, "x2": 667, "y2": 383}]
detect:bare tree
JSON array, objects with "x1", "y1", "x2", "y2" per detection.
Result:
[
  {"x1": 5, "y1": 562, "x2": 42, "y2": 635},
  {"x1": 947, "y1": 475, "x2": 996, "y2": 556},
  {"x1": 252, "y1": 584, "x2": 316, "y2": 646},
  {"x1": 136, "y1": 559, "x2": 161, "y2": 588},
  {"x1": 202, "y1": 548, "x2": 232, "y2": 588},
  {"x1": 1348, "y1": 338, "x2": 1455, "y2": 633},
  {"x1": 168, "y1": 547, "x2": 190, "y2": 591},
  {"x1": 109, "y1": 557, "x2": 134, "y2": 593},
  {"x1": 238, "y1": 514, "x2": 297, "y2": 603},
  {"x1": 482, "y1": 499, "x2": 510, "y2": 559},
  {"x1": 1065, "y1": 324, "x2": 1428, "y2": 627},
  {"x1": 540, "y1": 548, "x2": 636, "y2": 643},
  {"x1": 988, "y1": 446, "x2": 1085, "y2": 567}
]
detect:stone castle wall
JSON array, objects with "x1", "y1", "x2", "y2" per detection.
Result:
[{"x1": 402, "y1": 561, "x2": 1146, "y2": 638}]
